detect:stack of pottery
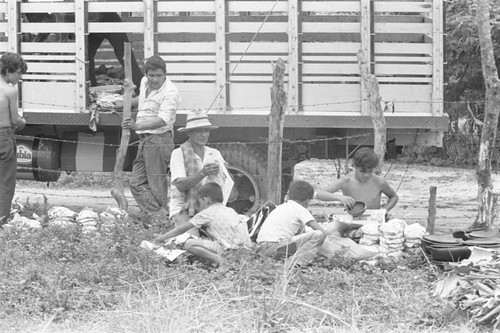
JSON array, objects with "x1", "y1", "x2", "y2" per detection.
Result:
[
  {"x1": 421, "y1": 234, "x2": 471, "y2": 263},
  {"x1": 463, "y1": 230, "x2": 500, "y2": 248}
]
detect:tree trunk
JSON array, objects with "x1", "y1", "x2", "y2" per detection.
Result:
[
  {"x1": 111, "y1": 43, "x2": 134, "y2": 210},
  {"x1": 268, "y1": 58, "x2": 287, "y2": 204},
  {"x1": 472, "y1": 0, "x2": 500, "y2": 229},
  {"x1": 357, "y1": 49, "x2": 386, "y2": 174}
]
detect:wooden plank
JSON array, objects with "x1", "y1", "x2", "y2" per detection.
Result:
[
  {"x1": 22, "y1": 81, "x2": 76, "y2": 110},
  {"x1": 302, "y1": 84, "x2": 361, "y2": 112},
  {"x1": 0, "y1": 22, "x2": 7, "y2": 31},
  {"x1": 375, "y1": 1, "x2": 432, "y2": 13},
  {"x1": 375, "y1": 23, "x2": 432, "y2": 34},
  {"x1": 302, "y1": 42, "x2": 361, "y2": 53},
  {"x1": 432, "y1": 0, "x2": 444, "y2": 116},
  {"x1": 21, "y1": 23, "x2": 75, "y2": 33},
  {"x1": 158, "y1": 22, "x2": 215, "y2": 33},
  {"x1": 23, "y1": 74, "x2": 76, "y2": 81},
  {"x1": 229, "y1": 42, "x2": 288, "y2": 53},
  {"x1": 0, "y1": 42, "x2": 7, "y2": 52},
  {"x1": 229, "y1": 62, "x2": 287, "y2": 74},
  {"x1": 228, "y1": 1, "x2": 287, "y2": 12},
  {"x1": 175, "y1": 83, "x2": 217, "y2": 109},
  {"x1": 375, "y1": 63, "x2": 432, "y2": 75},
  {"x1": 375, "y1": 56, "x2": 432, "y2": 63},
  {"x1": 302, "y1": 63, "x2": 360, "y2": 74},
  {"x1": 230, "y1": 83, "x2": 275, "y2": 110},
  {"x1": 302, "y1": 55, "x2": 360, "y2": 62},
  {"x1": 302, "y1": 22, "x2": 360, "y2": 33},
  {"x1": 169, "y1": 75, "x2": 216, "y2": 81},
  {"x1": 143, "y1": 0, "x2": 155, "y2": 58},
  {"x1": 88, "y1": 2, "x2": 144, "y2": 12},
  {"x1": 375, "y1": 43, "x2": 433, "y2": 54},
  {"x1": 230, "y1": 76, "x2": 274, "y2": 82},
  {"x1": 0, "y1": 3, "x2": 6, "y2": 12},
  {"x1": 158, "y1": 42, "x2": 217, "y2": 53},
  {"x1": 7, "y1": 0, "x2": 17, "y2": 52},
  {"x1": 378, "y1": 84, "x2": 432, "y2": 113},
  {"x1": 376, "y1": 77, "x2": 432, "y2": 83},
  {"x1": 230, "y1": 54, "x2": 290, "y2": 61},
  {"x1": 21, "y1": 2, "x2": 74, "y2": 12},
  {"x1": 21, "y1": 42, "x2": 75, "y2": 53},
  {"x1": 302, "y1": 76, "x2": 360, "y2": 83},
  {"x1": 26, "y1": 62, "x2": 76, "y2": 73},
  {"x1": 302, "y1": 1, "x2": 360, "y2": 12},
  {"x1": 165, "y1": 63, "x2": 216, "y2": 73},
  {"x1": 229, "y1": 22, "x2": 288, "y2": 33},
  {"x1": 74, "y1": 0, "x2": 85, "y2": 112},
  {"x1": 288, "y1": 0, "x2": 299, "y2": 112},
  {"x1": 163, "y1": 55, "x2": 216, "y2": 61},
  {"x1": 157, "y1": 1, "x2": 215, "y2": 12},
  {"x1": 214, "y1": 0, "x2": 227, "y2": 111},
  {"x1": 88, "y1": 22, "x2": 143, "y2": 33},
  {"x1": 23, "y1": 55, "x2": 75, "y2": 61}
]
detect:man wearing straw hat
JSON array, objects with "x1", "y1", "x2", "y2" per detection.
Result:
[
  {"x1": 121, "y1": 56, "x2": 180, "y2": 223},
  {"x1": 169, "y1": 109, "x2": 234, "y2": 236}
]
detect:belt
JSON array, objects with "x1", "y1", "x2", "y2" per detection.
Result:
[{"x1": 138, "y1": 131, "x2": 173, "y2": 140}]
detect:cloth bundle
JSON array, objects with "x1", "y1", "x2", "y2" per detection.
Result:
[
  {"x1": 77, "y1": 208, "x2": 99, "y2": 233},
  {"x1": 48, "y1": 206, "x2": 77, "y2": 227},
  {"x1": 403, "y1": 223, "x2": 427, "y2": 249},
  {"x1": 379, "y1": 219, "x2": 407, "y2": 253},
  {"x1": 359, "y1": 224, "x2": 380, "y2": 246}
]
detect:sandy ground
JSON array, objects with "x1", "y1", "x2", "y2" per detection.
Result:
[{"x1": 14, "y1": 160, "x2": 500, "y2": 234}]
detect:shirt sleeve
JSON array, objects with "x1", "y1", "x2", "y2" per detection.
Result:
[
  {"x1": 298, "y1": 207, "x2": 315, "y2": 226},
  {"x1": 157, "y1": 86, "x2": 181, "y2": 125},
  {"x1": 189, "y1": 211, "x2": 211, "y2": 229},
  {"x1": 170, "y1": 148, "x2": 186, "y2": 184}
]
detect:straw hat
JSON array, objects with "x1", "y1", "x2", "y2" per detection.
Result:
[{"x1": 177, "y1": 109, "x2": 219, "y2": 132}]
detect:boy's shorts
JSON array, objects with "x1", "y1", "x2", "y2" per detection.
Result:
[{"x1": 186, "y1": 238, "x2": 225, "y2": 255}]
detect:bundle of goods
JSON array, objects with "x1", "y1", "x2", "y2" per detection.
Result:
[
  {"x1": 76, "y1": 208, "x2": 99, "y2": 233},
  {"x1": 359, "y1": 224, "x2": 379, "y2": 246},
  {"x1": 404, "y1": 223, "x2": 427, "y2": 249},
  {"x1": 379, "y1": 219, "x2": 406, "y2": 253},
  {"x1": 48, "y1": 206, "x2": 77, "y2": 227}
]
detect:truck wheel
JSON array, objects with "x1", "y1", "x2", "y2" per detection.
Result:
[{"x1": 215, "y1": 144, "x2": 268, "y2": 214}]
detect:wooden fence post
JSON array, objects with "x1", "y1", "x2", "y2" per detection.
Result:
[
  {"x1": 357, "y1": 49, "x2": 386, "y2": 174},
  {"x1": 268, "y1": 58, "x2": 287, "y2": 204},
  {"x1": 111, "y1": 42, "x2": 134, "y2": 210},
  {"x1": 427, "y1": 186, "x2": 437, "y2": 235}
]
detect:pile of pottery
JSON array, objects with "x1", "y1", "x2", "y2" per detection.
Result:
[{"x1": 422, "y1": 229, "x2": 500, "y2": 263}]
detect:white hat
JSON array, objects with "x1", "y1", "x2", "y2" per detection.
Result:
[{"x1": 178, "y1": 109, "x2": 219, "y2": 132}]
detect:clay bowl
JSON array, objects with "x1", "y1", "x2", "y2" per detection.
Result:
[
  {"x1": 347, "y1": 201, "x2": 367, "y2": 217},
  {"x1": 430, "y1": 246, "x2": 471, "y2": 262}
]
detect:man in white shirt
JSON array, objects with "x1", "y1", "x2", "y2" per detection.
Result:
[{"x1": 121, "y1": 56, "x2": 180, "y2": 223}]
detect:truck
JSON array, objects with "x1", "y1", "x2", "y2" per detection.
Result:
[{"x1": 1, "y1": 0, "x2": 448, "y2": 213}]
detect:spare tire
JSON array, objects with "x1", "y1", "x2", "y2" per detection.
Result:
[{"x1": 214, "y1": 143, "x2": 268, "y2": 214}]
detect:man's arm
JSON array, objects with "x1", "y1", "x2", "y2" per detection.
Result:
[
  {"x1": 7, "y1": 88, "x2": 25, "y2": 129},
  {"x1": 173, "y1": 163, "x2": 219, "y2": 192},
  {"x1": 381, "y1": 179, "x2": 399, "y2": 211},
  {"x1": 314, "y1": 190, "x2": 355, "y2": 209},
  {"x1": 154, "y1": 221, "x2": 195, "y2": 244},
  {"x1": 306, "y1": 220, "x2": 329, "y2": 236},
  {"x1": 122, "y1": 116, "x2": 166, "y2": 131}
]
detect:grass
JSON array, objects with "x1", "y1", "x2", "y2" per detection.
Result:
[{"x1": 0, "y1": 199, "x2": 490, "y2": 333}]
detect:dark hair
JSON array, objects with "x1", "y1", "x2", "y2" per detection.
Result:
[
  {"x1": 198, "y1": 182, "x2": 224, "y2": 203},
  {"x1": 288, "y1": 180, "x2": 314, "y2": 202},
  {"x1": 0, "y1": 53, "x2": 27, "y2": 76},
  {"x1": 353, "y1": 147, "x2": 379, "y2": 170},
  {"x1": 144, "y1": 55, "x2": 166, "y2": 75}
]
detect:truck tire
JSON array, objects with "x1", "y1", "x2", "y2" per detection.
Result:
[{"x1": 215, "y1": 143, "x2": 268, "y2": 214}]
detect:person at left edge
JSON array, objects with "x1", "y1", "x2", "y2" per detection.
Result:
[{"x1": 118, "y1": 55, "x2": 181, "y2": 221}]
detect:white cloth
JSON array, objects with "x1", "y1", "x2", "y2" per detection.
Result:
[
  {"x1": 136, "y1": 76, "x2": 181, "y2": 135},
  {"x1": 189, "y1": 203, "x2": 251, "y2": 250},
  {"x1": 169, "y1": 146, "x2": 229, "y2": 217},
  {"x1": 256, "y1": 200, "x2": 315, "y2": 243}
]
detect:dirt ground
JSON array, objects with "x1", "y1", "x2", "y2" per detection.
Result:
[{"x1": 14, "y1": 160, "x2": 500, "y2": 235}]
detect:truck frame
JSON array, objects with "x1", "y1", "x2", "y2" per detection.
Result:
[{"x1": 1, "y1": 0, "x2": 448, "y2": 212}]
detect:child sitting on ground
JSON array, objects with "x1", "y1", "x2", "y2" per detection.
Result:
[
  {"x1": 154, "y1": 182, "x2": 251, "y2": 267},
  {"x1": 256, "y1": 180, "x2": 329, "y2": 266},
  {"x1": 315, "y1": 147, "x2": 399, "y2": 238}
]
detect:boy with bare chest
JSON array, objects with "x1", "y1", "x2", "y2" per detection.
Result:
[
  {"x1": 0, "y1": 53, "x2": 27, "y2": 224},
  {"x1": 316, "y1": 147, "x2": 398, "y2": 212}
]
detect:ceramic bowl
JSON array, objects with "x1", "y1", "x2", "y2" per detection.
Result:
[
  {"x1": 347, "y1": 201, "x2": 367, "y2": 217},
  {"x1": 430, "y1": 246, "x2": 471, "y2": 262}
]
